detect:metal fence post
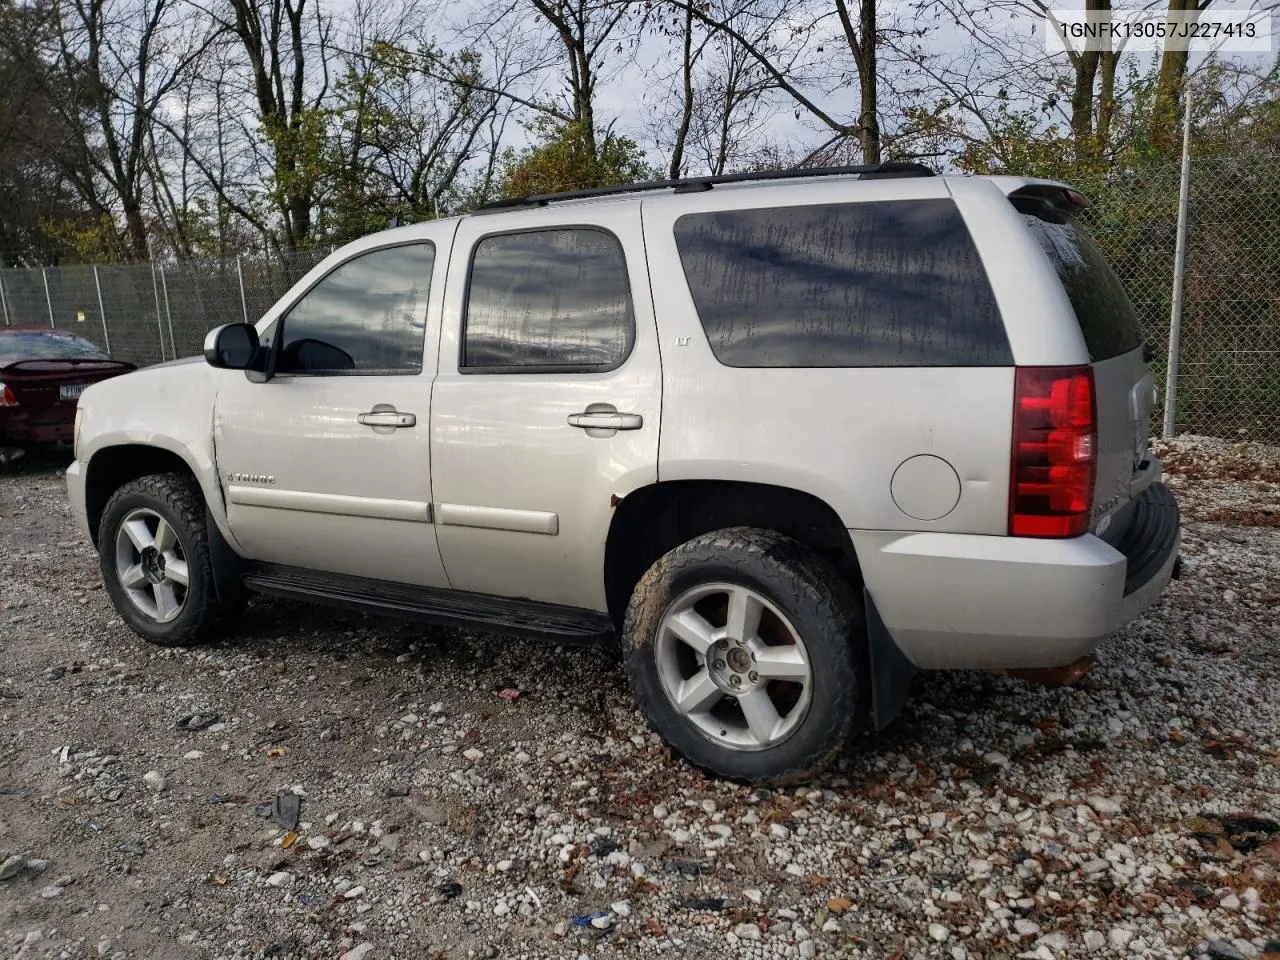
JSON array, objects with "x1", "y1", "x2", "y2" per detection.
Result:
[
  {"x1": 0, "y1": 270, "x2": 10, "y2": 326},
  {"x1": 1163, "y1": 83, "x2": 1193, "y2": 439},
  {"x1": 236, "y1": 255, "x2": 250, "y2": 323},
  {"x1": 160, "y1": 265, "x2": 176, "y2": 360},
  {"x1": 149, "y1": 250, "x2": 166, "y2": 362},
  {"x1": 42, "y1": 267, "x2": 55, "y2": 328},
  {"x1": 93, "y1": 265, "x2": 112, "y2": 355}
]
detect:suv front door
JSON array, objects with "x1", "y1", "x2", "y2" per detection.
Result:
[
  {"x1": 430, "y1": 207, "x2": 661, "y2": 611},
  {"x1": 214, "y1": 237, "x2": 450, "y2": 587}
]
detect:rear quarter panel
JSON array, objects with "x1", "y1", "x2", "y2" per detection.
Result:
[{"x1": 642, "y1": 178, "x2": 1018, "y2": 535}]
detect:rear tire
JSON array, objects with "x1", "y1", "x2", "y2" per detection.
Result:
[
  {"x1": 622, "y1": 527, "x2": 866, "y2": 785},
  {"x1": 99, "y1": 472, "x2": 242, "y2": 647}
]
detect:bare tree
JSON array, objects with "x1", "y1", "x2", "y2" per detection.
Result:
[
  {"x1": 643, "y1": 10, "x2": 777, "y2": 177},
  {"x1": 657, "y1": 0, "x2": 886, "y2": 164},
  {"x1": 204, "y1": 0, "x2": 335, "y2": 248},
  {"x1": 323, "y1": 8, "x2": 512, "y2": 229},
  {"x1": 43, "y1": 0, "x2": 203, "y2": 259},
  {"x1": 897, "y1": 0, "x2": 1141, "y2": 166},
  {"x1": 521, "y1": 0, "x2": 640, "y2": 157}
]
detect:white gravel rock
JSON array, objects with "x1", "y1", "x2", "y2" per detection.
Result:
[
  {"x1": 2, "y1": 440, "x2": 1276, "y2": 960},
  {"x1": 1086, "y1": 795, "x2": 1123, "y2": 817}
]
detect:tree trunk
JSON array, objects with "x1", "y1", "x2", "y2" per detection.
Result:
[
  {"x1": 123, "y1": 200, "x2": 148, "y2": 260},
  {"x1": 669, "y1": 4, "x2": 695, "y2": 179},
  {"x1": 1150, "y1": 0, "x2": 1199, "y2": 150},
  {"x1": 857, "y1": 0, "x2": 879, "y2": 163},
  {"x1": 1098, "y1": 49, "x2": 1119, "y2": 148},
  {"x1": 1071, "y1": 49, "x2": 1100, "y2": 157}
]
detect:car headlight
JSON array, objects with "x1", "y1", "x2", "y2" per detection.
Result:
[{"x1": 73, "y1": 406, "x2": 84, "y2": 458}]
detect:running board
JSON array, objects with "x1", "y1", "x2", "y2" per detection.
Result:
[{"x1": 240, "y1": 565, "x2": 616, "y2": 645}]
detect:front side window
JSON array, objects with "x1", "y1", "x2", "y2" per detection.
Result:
[
  {"x1": 276, "y1": 243, "x2": 435, "y2": 375},
  {"x1": 463, "y1": 228, "x2": 634, "y2": 371},
  {"x1": 673, "y1": 199, "x2": 1011, "y2": 367}
]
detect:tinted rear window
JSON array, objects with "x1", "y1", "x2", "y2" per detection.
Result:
[
  {"x1": 1021, "y1": 213, "x2": 1144, "y2": 361},
  {"x1": 672, "y1": 199, "x2": 1011, "y2": 367},
  {"x1": 0, "y1": 332, "x2": 109, "y2": 362}
]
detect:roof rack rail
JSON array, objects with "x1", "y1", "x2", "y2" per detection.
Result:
[{"x1": 474, "y1": 161, "x2": 935, "y2": 213}]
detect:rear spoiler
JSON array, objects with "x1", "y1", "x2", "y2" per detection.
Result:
[
  {"x1": 988, "y1": 176, "x2": 1090, "y2": 222},
  {"x1": 1, "y1": 358, "x2": 134, "y2": 375}
]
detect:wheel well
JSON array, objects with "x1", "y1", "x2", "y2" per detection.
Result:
[
  {"x1": 84, "y1": 445, "x2": 196, "y2": 546},
  {"x1": 603, "y1": 480, "x2": 861, "y2": 627}
]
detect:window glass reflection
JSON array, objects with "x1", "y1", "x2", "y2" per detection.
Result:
[
  {"x1": 278, "y1": 243, "x2": 435, "y2": 374},
  {"x1": 673, "y1": 200, "x2": 1011, "y2": 367},
  {"x1": 464, "y1": 229, "x2": 633, "y2": 369}
]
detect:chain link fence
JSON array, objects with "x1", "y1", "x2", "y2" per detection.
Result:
[
  {"x1": 1, "y1": 154, "x2": 1277, "y2": 441},
  {"x1": 0, "y1": 249, "x2": 329, "y2": 367},
  {"x1": 1070, "y1": 153, "x2": 1279, "y2": 442}
]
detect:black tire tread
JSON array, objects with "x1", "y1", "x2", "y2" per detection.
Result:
[
  {"x1": 622, "y1": 526, "x2": 866, "y2": 786},
  {"x1": 99, "y1": 472, "x2": 237, "y2": 647}
]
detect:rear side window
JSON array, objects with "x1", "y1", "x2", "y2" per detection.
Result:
[
  {"x1": 1021, "y1": 213, "x2": 1144, "y2": 361},
  {"x1": 672, "y1": 199, "x2": 1011, "y2": 367},
  {"x1": 463, "y1": 228, "x2": 634, "y2": 371}
]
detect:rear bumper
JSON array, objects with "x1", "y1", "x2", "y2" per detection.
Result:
[
  {"x1": 66, "y1": 459, "x2": 92, "y2": 543},
  {"x1": 0, "y1": 415, "x2": 74, "y2": 443},
  {"x1": 852, "y1": 483, "x2": 1181, "y2": 670}
]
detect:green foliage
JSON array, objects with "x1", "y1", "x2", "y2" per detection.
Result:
[
  {"x1": 36, "y1": 213, "x2": 124, "y2": 264},
  {"x1": 312, "y1": 40, "x2": 499, "y2": 244},
  {"x1": 497, "y1": 118, "x2": 655, "y2": 199}
]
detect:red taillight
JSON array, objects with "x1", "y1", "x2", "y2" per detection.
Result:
[
  {"x1": 0, "y1": 382, "x2": 16, "y2": 407},
  {"x1": 1009, "y1": 366, "x2": 1096, "y2": 538}
]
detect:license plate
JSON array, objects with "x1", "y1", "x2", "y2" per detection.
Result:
[{"x1": 59, "y1": 383, "x2": 88, "y2": 401}]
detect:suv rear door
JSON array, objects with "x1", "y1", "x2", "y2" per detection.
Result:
[{"x1": 428, "y1": 204, "x2": 661, "y2": 611}]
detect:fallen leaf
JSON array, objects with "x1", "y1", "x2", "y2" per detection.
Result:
[
  {"x1": 1186, "y1": 815, "x2": 1223, "y2": 835},
  {"x1": 827, "y1": 896, "x2": 853, "y2": 914}
]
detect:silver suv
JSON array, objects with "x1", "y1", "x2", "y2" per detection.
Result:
[{"x1": 66, "y1": 164, "x2": 1181, "y2": 784}]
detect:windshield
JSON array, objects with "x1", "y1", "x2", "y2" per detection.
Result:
[{"x1": 0, "y1": 332, "x2": 110, "y2": 363}]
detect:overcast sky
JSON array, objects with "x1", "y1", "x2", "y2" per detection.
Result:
[{"x1": 539, "y1": 0, "x2": 1278, "y2": 167}]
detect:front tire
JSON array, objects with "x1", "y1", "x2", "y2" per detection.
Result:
[
  {"x1": 622, "y1": 527, "x2": 867, "y2": 785},
  {"x1": 99, "y1": 472, "x2": 238, "y2": 647}
]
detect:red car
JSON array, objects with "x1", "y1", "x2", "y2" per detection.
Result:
[{"x1": 0, "y1": 329, "x2": 135, "y2": 451}]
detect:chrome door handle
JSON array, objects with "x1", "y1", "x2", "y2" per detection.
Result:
[
  {"x1": 357, "y1": 410, "x2": 416, "y2": 428},
  {"x1": 567, "y1": 411, "x2": 643, "y2": 430}
]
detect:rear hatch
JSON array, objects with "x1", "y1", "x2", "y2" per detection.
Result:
[{"x1": 1011, "y1": 186, "x2": 1158, "y2": 538}]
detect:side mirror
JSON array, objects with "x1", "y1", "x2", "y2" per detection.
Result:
[{"x1": 204, "y1": 323, "x2": 261, "y2": 370}]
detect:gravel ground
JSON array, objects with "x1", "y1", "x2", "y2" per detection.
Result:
[{"x1": 1, "y1": 442, "x2": 1278, "y2": 960}]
